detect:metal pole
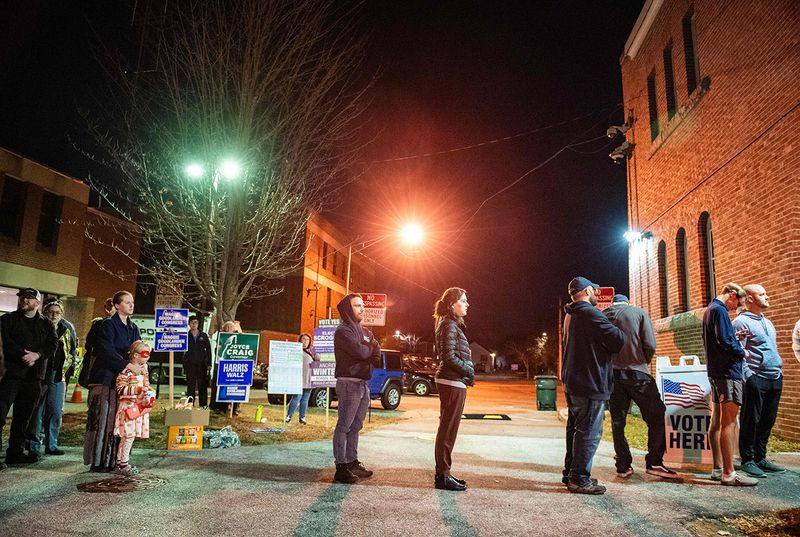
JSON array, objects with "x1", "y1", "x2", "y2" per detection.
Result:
[
  {"x1": 345, "y1": 244, "x2": 352, "y2": 295},
  {"x1": 169, "y1": 350, "x2": 174, "y2": 408}
]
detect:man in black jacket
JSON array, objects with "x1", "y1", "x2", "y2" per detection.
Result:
[
  {"x1": 604, "y1": 294, "x2": 676, "y2": 480},
  {"x1": 332, "y1": 293, "x2": 380, "y2": 484},
  {"x1": 561, "y1": 277, "x2": 625, "y2": 494},
  {"x1": 183, "y1": 316, "x2": 212, "y2": 407},
  {"x1": 0, "y1": 288, "x2": 58, "y2": 467}
]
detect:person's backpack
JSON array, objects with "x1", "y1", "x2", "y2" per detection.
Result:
[{"x1": 77, "y1": 317, "x2": 105, "y2": 387}]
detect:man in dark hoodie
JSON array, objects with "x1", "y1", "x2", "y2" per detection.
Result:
[
  {"x1": 604, "y1": 294, "x2": 677, "y2": 480},
  {"x1": 332, "y1": 293, "x2": 380, "y2": 484},
  {"x1": 561, "y1": 277, "x2": 625, "y2": 494}
]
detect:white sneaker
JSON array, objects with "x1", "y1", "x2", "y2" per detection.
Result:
[
  {"x1": 721, "y1": 471, "x2": 758, "y2": 486},
  {"x1": 710, "y1": 468, "x2": 723, "y2": 481}
]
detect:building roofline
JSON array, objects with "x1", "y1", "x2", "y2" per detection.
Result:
[{"x1": 621, "y1": 0, "x2": 664, "y2": 64}]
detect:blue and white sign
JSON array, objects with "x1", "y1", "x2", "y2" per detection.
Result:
[
  {"x1": 155, "y1": 308, "x2": 190, "y2": 329},
  {"x1": 216, "y1": 385, "x2": 250, "y2": 403},
  {"x1": 155, "y1": 331, "x2": 189, "y2": 352},
  {"x1": 217, "y1": 360, "x2": 254, "y2": 387}
]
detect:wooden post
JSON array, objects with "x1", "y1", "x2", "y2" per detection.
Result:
[{"x1": 169, "y1": 350, "x2": 175, "y2": 408}]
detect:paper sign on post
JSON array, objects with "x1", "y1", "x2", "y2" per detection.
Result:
[{"x1": 267, "y1": 341, "x2": 303, "y2": 395}]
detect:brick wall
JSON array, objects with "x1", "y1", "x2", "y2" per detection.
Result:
[{"x1": 621, "y1": 1, "x2": 800, "y2": 439}]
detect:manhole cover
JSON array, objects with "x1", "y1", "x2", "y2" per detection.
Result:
[{"x1": 77, "y1": 475, "x2": 168, "y2": 493}]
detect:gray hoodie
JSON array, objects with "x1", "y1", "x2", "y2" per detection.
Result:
[
  {"x1": 732, "y1": 311, "x2": 782, "y2": 380},
  {"x1": 603, "y1": 302, "x2": 656, "y2": 376}
]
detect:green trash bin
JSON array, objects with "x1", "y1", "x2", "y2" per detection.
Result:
[{"x1": 535, "y1": 375, "x2": 558, "y2": 411}]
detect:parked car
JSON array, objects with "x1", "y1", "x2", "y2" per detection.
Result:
[
  {"x1": 402, "y1": 356, "x2": 438, "y2": 396},
  {"x1": 266, "y1": 349, "x2": 405, "y2": 410}
]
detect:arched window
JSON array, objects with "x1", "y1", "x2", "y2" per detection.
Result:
[
  {"x1": 676, "y1": 228, "x2": 690, "y2": 312},
  {"x1": 657, "y1": 240, "x2": 669, "y2": 318},
  {"x1": 698, "y1": 212, "x2": 716, "y2": 304}
]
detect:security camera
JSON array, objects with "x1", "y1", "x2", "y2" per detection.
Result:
[{"x1": 609, "y1": 141, "x2": 634, "y2": 164}]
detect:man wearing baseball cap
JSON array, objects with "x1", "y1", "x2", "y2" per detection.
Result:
[
  {"x1": 561, "y1": 277, "x2": 625, "y2": 494},
  {"x1": 0, "y1": 288, "x2": 58, "y2": 469}
]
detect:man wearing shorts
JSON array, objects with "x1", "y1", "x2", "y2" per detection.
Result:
[{"x1": 702, "y1": 283, "x2": 757, "y2": 486}]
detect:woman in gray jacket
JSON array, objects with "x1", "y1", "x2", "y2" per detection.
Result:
[{"x1": 433, "y1": 287, "x2": 474, "y2": 491}]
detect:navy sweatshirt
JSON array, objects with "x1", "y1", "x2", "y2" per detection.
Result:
[
  {"x1": 702, "y1": 299, "x2": 746, "y2": 378},
  {"x1": 561, "y1": 300, "x2": 626, "y2": 400}
]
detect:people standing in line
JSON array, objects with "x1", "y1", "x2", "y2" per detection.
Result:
[
  {"x1": 0, "y1": 288, "x2": 58, "y2": 469},
  {"x1": 561, "y1": 277, "x2": 625, "y2": 495},
  {"x1": 332, "y1": 293, "x2": 379, "y2": 484},
  {"x1": 113, "y1": 340, "x2": 154, "y2": 476},
  {"x1": 26, "y1": 299, "x2": 77, "y2": 457},
  {"x1": 77, "y1": 298, "x2": 114, "y2": 389},
  {"x1": 286, "y1": 333, "x2": 319, "y2": 424},
  {"x1": 84, "y1": 291, "x2": 140, "y2": 472},
  {"x1": 433, "y1": 287, "x2": 474, "y2": 492},
  {"x1": 733, "y1": 284, "x2": 786, "y2": 477},
  {"x1": 702, "y1": 283, "x2": 757, "y2": 486},
  {"x1": 604, "y1": 294, "x2": 676, "y2": 480},
  {"x1": 183, "y1": 316, "x2": 212, "y2": 408}
]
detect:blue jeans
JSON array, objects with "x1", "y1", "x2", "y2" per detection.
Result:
[
  {"x1": 332, "y1": 379, "x2": 370, "y2": 465},
  {"x1": 563, "y1": 394, "x2": 606, "y2": 486},
  {"x1": 27, "y1": 380, "x2": 66, "y2": 454},
  {"x1": 287, "y1": 389, "x2": 312, "y2": 420}
]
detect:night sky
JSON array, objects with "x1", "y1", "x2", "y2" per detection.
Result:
[{"x1": 0, "y1": 1, "x2": 645, "y2": 347}]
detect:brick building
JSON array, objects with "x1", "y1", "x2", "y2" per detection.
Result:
[
  {"x1": 0, "y1": 147, "x2": 139, "y2": 339},
  {"x1": 619, "y1": 1, "x2": 800, "y2": 438},
  {"x1": 237, "y1": 212, "x2": 383, "y2": 360}
]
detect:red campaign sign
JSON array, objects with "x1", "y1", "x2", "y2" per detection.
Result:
[
  {"x1": 595, "y1": 287, "x2": 615, "y2": 310},
  {"x1": 360, "y1": 293, "x2": 387, "y2": 308}
]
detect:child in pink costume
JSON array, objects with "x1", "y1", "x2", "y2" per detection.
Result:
[{"x1": 113, "y1": 340, "x2": 155, "y2": 476}]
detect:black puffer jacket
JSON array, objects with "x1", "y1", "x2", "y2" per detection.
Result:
[{"x1": 435, "y1": 316, "x2": 474, "y2": 384}]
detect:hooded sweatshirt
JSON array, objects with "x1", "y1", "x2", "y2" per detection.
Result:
[
  {"x1": 334, "y1": 296, "x2": 380, "y2": 380},
  {"x1": 732, "y1": 311, "x2": 782, "y2": 380},
  {"x1": 561, "y1": 300, "x2": 626, "y2": 400},
  {"x1": 603, "y1": 302, "x2": 656, "y2": 377}
]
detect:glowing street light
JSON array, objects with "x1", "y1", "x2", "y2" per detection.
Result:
[
  {"x1": 185, "y1": 163, "x2": 205, "y2": 179},
  {"x1": 219, "y1": 159, "x2": 242, "y2": 181},
  {"x1": 399, "y1": 223, "x2": 424, "y2": 246}
]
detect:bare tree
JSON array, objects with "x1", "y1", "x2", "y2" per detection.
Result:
[
  {"x1": 503, "y1": 333, "x2": 550, "y2": 379},
  {"x1": 84, "y1": 0, "x2": 369, "y2": 327}
]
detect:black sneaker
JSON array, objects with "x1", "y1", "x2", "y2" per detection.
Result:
[
  {"x1": 567, "y1": 481, "x2": 606, "y2": 495},
  {"x1": 5, "y1": 452, "x2": 38, "y2": 464},
  {"x1": 562, "y1": 476, "x2": 598, "y2": 486},
  {"x1": 349, "y1": 460, "x2": 373, "y2": 479},
  {"x1": 45, "y1": 448, "x2": 65, "y2": 456},
  {"x1": 756, "y1": 459, "x2": 786, "y2": 474},
  {"x1": 646, "y1": 464, "x2": 679, "y2": 479},
  {"x1": 333, "y1": 464, "x2": 358, "y2": 484}
]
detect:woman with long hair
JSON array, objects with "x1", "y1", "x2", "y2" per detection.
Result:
[
  {"x1": 286, "y1": 333, "x2": 318, "y2": 424},
  {"x1": 433, "y1": 287, "x2": 474, "y2": 491}
]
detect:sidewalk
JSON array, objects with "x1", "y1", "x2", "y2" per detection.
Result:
[{"x1": 2, "y1": 380, "x2": 799, "y2": 537}]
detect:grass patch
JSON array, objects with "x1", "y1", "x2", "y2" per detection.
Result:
[
  {"x1": 689, "y1": 509, "x2": 800, "y2": 537},
  {"x1": 601, "y1": 412, "x2": 800, "y2": 453},
  {"x1": 59, "y1": 398, "x2": 402, "y2": 450}
]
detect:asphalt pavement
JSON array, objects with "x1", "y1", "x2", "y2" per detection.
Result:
[{"x1": 1, "y1": 377, "x2": 799, "y2": 537}]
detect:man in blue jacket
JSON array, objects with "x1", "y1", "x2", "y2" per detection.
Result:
[
  {"x1": 733, "y1": 284, "x2": 785, "y2": 477},
  {"x1": 703, "y1": 282, "x2": 757, "y2": 486},
  {"x1": 332, "y1": 293, "x2": 380, "y2": 484},
  {"x1": 561, "y1": 277, "x2": 625, "y2": 494}
]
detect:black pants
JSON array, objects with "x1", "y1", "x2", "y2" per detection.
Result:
[
  {"x1": 609, "y1": 377, "x2": 666, "y2": 471},
  {"x1": 435, "y1": 384, "x2": 467, "y2": 478},
  {"x1": 0, "y1": 378, "x2": 42, "y2": 456},
  {"x1": 185, "y1": 363, "x2": 210, "y2": 407},
  {"x1": 739, "y1": 375, "x2": 782, "y2": 463}
]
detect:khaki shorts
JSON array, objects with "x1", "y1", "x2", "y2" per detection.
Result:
[{"x1": 709, "y1": 377, "x2": 744, "y2": 406}]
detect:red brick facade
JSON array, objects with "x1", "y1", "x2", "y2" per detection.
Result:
[{"x1": 620, "y1": 1, "x2": 800, "y2": 438}]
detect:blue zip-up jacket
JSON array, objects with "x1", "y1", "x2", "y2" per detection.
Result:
[
  {"x1": 732, "y1": 311, "x2": 782, "y2": 380},
  {"x1": 89, "y1": 313, "x2": 141, "y2": 387},
  {"x1": 561, "y1": 300, "x2": 626, "y2": 400},
  {"x1": 702, "y1": 299, "x2": 746, "y2": 378}
]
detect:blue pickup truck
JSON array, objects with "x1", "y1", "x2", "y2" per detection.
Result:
[{"x1": 267, "y1": 349, "x2": 404, "y2": 410}]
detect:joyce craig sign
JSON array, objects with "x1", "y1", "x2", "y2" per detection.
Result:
[
  {"x1": 215, "y1": 332, "x2": 259, "y2": 404},
  {"x1": 267, "y1": 341, "x2": 303, "y2": 395},
  {"x1": 216, "y1": 332, "x2": 260, "y2": 362}
]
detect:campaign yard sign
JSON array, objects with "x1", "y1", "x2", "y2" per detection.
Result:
[
  {"x1": 310, "y1": 361, "x2": 336, "y2": 389},
  {"x1": 155, "y1": 308, "x2": 190, "y2": 329},
  {"x1": 155, "y1": 331, "x2": 189, "y2": 352},
  {"x1": 217, "y1": 360, "x2": 254, "y2": 386},
  {"x1": 361, "y1": 293, "x2": 387, "y2": 326},
  {"x1": 216, "y1": 385, "x2": 250, "y2": 403},
  {"x1": 656, "y1": 356, "x2": 712, "y2": 464},
  {"x1": 154, "y1": 308, "x2": 190, "y2": 352},
  {"x1": 267, "y1": 341, "x2": 303, "y2": 395},
  {"x1": 216, "y1": 332, "x2": 259, "y2": 361},
  {"x1": 313, "y1": 325, "x2": 337, "y2": 362}
]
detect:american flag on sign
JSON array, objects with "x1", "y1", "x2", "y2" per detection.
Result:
[{"x1": 663, "y1": 378, "x2": 709, "y2": 409}]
